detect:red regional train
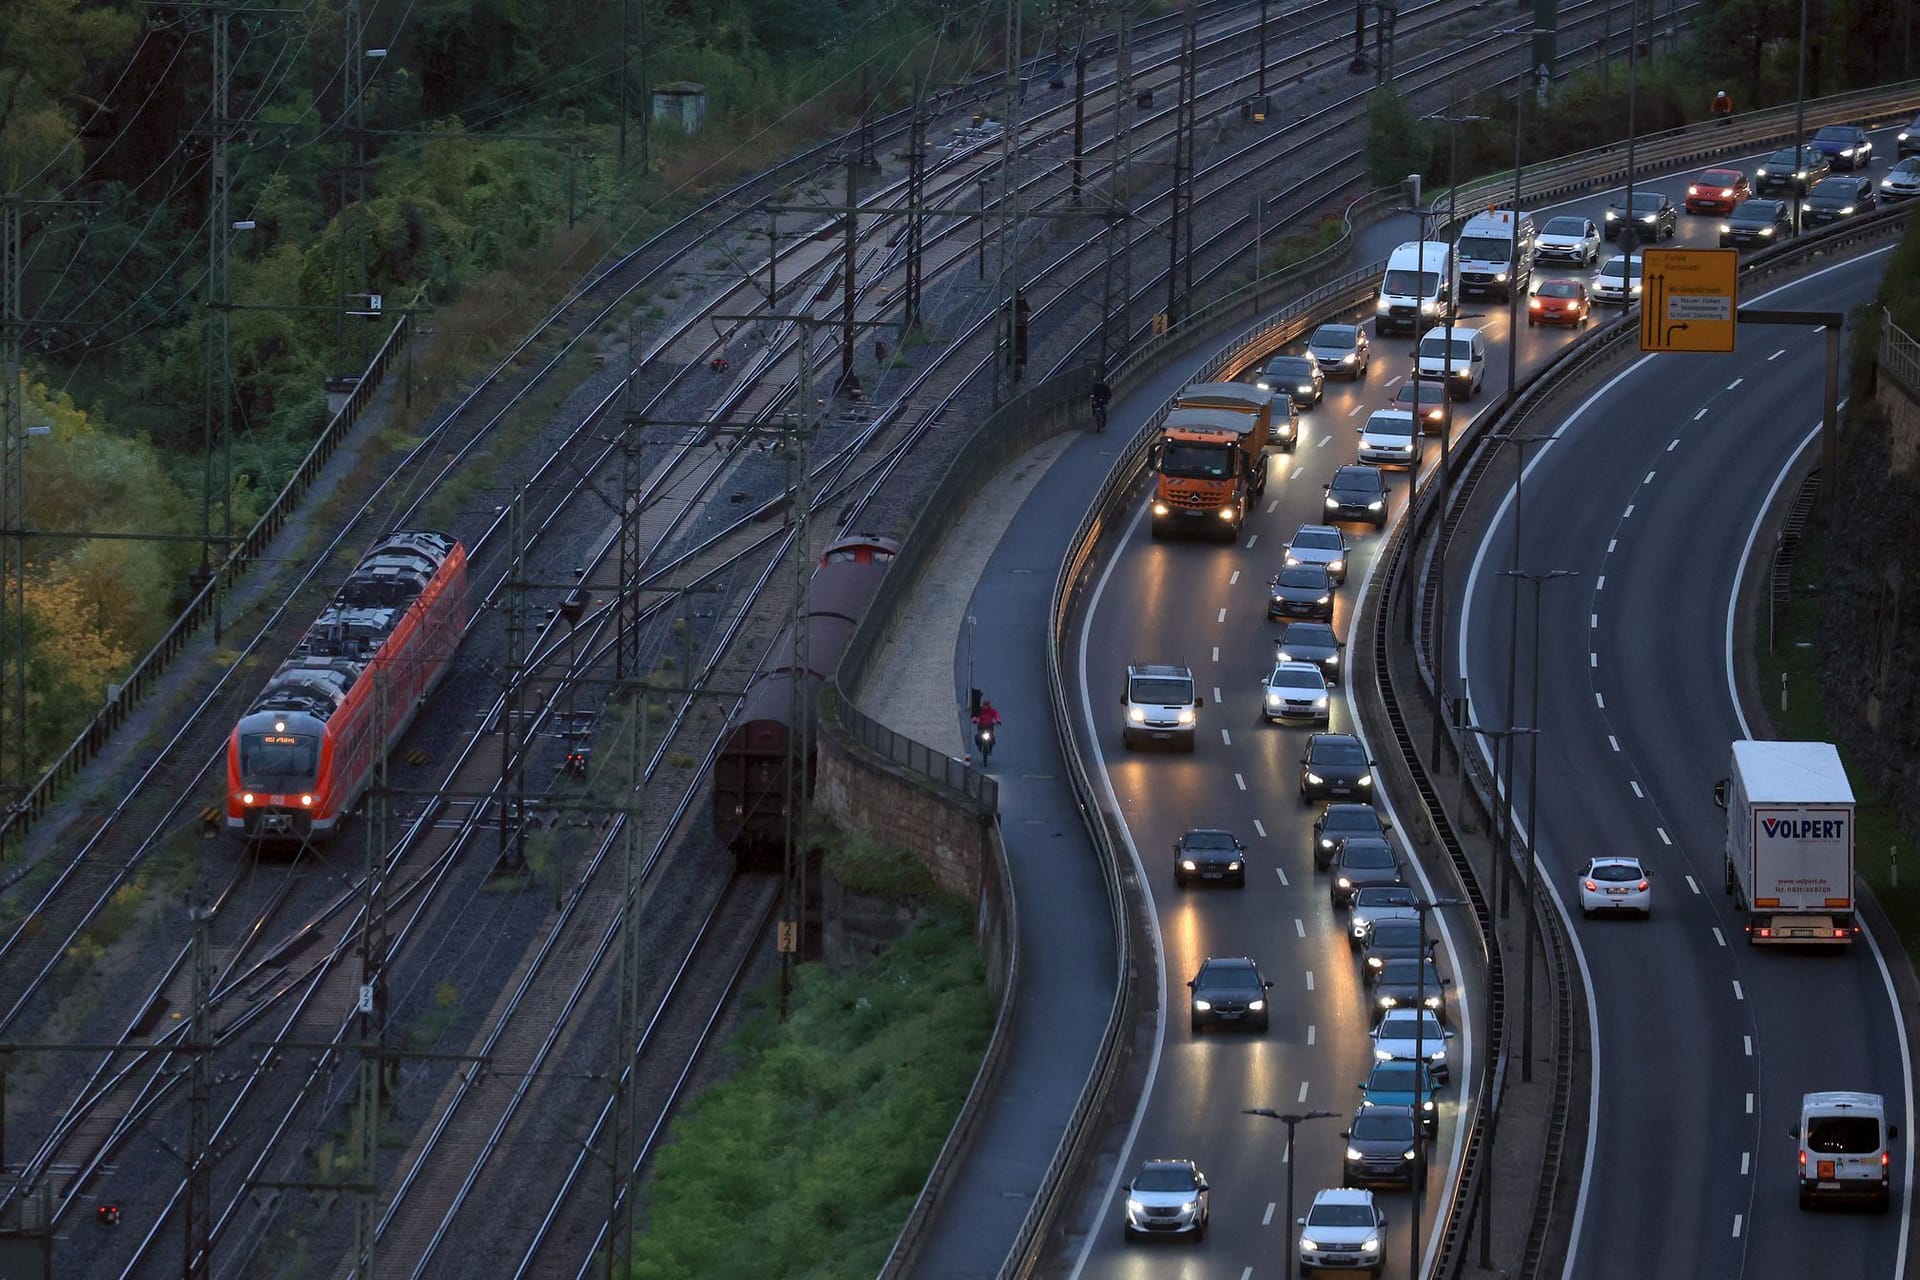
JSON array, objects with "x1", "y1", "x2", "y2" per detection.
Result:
[
  {"x1": 226, "y1": 531, "x2": 470, "y2": 842},
  {"x1": 711, "y1": 533, "x2": 899, "y2": 858}
]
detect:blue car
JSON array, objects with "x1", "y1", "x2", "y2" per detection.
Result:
[
  {"x1": 1360, "y1": 1060, "x2": 1440, "y2": 1135},
  {"x1": 1809, "y1": 124, "x2": 1874, "y2": 171}
]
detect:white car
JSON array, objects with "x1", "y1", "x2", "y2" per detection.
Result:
[
  {"x1": 1591, "y1": 255, "x2": 1643, "y2": 306},
  {"x1": 1532, "y1": 214, "x2": 1601, "y2": 266},
  {"x1": 1348, "y1": 884, "x2": 1420, "y2": 948},
  {"x1": 1881, "y1": 157, "x2": 1920, "y2": 201},
  {"x1": 1121, "y1": 1158, "x2": 1210, "y2": 1241},
  {"x1": 1297, "y1": 1187, "x2": 1388, "y2": 1276},
  {"x1": 1370, "y1": 1008, "x2": 1453, "y2": 1082},
  {"x1": 1261, "y1": 662, "x2": 1330, "y2": 724},
  {"x1": 1284, "y1": 523, "x2": 1351, "y2": 583},
  {"x1": 1577, "y1": 855, "x2": 1652, "y2": 917},
  {"x1": 1358, "y1": 409, "x2": 1420, "y2": 469}
]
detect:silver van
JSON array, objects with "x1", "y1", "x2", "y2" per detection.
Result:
[
  {"x1": 1793, "y1": 1090, "x2": 1898, "y2": 1211},
  {"x1": 1122, "y1": 664, "x2": 1201, "y2": 751}
]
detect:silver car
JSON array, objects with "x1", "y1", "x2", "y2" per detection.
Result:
[
  {"x1": 1307, "y1": 322, "x2": 1371, "y2": 379},
  {"x1": 1533, "y1": 214, "x2": 1600, "y2": 266},
  {"x1": 1591, "y1": 254, "x2": 1642, "y2": 306},
  {"x1": 1283, "y1": 522, "x2": 1351, "y2": 583},
  {"x1": 1358, "y1": 409, "x2": 1420, "y2": 470},
  {"x1": 1261, "y1": 662, "x2": 1331, "y2": 724},
  {"x1": 1349, "y1": 884, "x2": 1420, "y2": 948},
  {"x1": 1122, "y1": 1158, "x2": 1211, "y2": 1241},
  {"x1": 1370, "y1": 1008, "x2": 1454, "y2": 1082},
  {"x1": 1881, "y1": 157, "x2": 1920, "y2": 201}
]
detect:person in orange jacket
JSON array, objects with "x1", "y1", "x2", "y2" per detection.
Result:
[{"x1": 1711, "y1": 89, "x2": 1734, "y2": 123}]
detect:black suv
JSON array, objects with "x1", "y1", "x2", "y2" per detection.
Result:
[
  {"x1": 1343, "y1": 1104, "x2": 1422, "y2": 1187},
  {"x1": 1174, "y1": 828, "x2": 1247, "y2": 888},
  {"x1": 1719, "y1": 198, "x2": 1793, "y2": 248},
  {"x1": 1324, "y1": 466, "x2": 1389, "y2": 529},
  {"x1": 1755, "y1": 146, "x2": 1831, "y2": 196},
  {"x1": 1313, "y1": 801, "x2": 1390, "y2": 869},
  {"x1": 1300, "y1": 733, "x2": 1374, "y2": 802},
  {"x1": 1802, "y1": 175, "x2": 1876, "y2": 225},
  {"x1": 1260, "y1": 354, "x2": 1325, "y2": 407},
  {"x1": 1604, "y1": 190, "x2": 1676, "y2": 241},
  {"x1": 1188, "y1": 956, "x2": 1274, "y2": 1032}
]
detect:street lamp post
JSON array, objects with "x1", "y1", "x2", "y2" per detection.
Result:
[
  {"x1": 1794, "y1": 0, "x2": 1809, "y2": 233},
  {"x1": 1502, "y1": 566, "x2": 1576, "y2": 1083},
  {"x1": 1406, "y1": 894, "x2": 1466, "y2": 1276},
  {"x1": 1462, "y1": 722, "x2": 1538, "y2": 918},
  {"x1": 1242, "y1": 1107, "x2": 1338, "y2": 1277}
]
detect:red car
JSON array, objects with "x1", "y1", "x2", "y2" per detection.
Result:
[
  {"x1": 1685, "y1": 167, "x2": 1753, "y2": 215},
  {"x1": 1527, "y1": 280, "x2": 1591, "y2": 328}
]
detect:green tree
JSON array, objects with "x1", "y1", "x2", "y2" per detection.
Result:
[
  {"x1": 1363, "y1": 86, "x2": 1431, "y2": 191},
  {"x1": 0, "y1": 0, "x2": 141, "y2": 194}
]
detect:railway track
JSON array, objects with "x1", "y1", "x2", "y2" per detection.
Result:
[{"x1": 0, "y1": 1, "x2": 1667, "y2": 1274}]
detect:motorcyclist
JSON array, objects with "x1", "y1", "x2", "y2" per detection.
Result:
[
  {"x1": 1711, "y1": 89, "x2": 1734, "y2": 124},
  {"x1": 972, "y1": 698, "x2": 1003, "y2": 761},
  {"x1": 1089, "y1": 379, "x2": 1113, "y2": 432}
]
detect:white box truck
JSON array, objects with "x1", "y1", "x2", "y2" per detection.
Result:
[
  {"x1": 1717, "y1": 740, "x2": 1856, "y2": 943},
  {"x1": 1455, "y1": 209, "x2": 1535, "y2": 300}
]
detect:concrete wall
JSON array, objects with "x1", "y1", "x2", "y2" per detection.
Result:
[{"x1": 815, "y1": 722, "x2": 992, "y2": 907}]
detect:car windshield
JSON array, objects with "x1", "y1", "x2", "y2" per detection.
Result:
[
  {"x1": 1367, "y1": 414, "x2": 1415, "y2": 438},
  {"x1": 1275, "y1": 566, "x2": 1327, "y2": 589},
  {"x1": 1313, "y1": 738, "x2": 1367, "y2": 765},
  {"x1": 1159, "y1": 441, "x2": 1235, "y2": 478},
  {"x1": 1807, "y1": 1115, "x2": 1882, "y2": 1154},
  {"x1": 1898, "y1": 159, "x2": 1920, "y2": 175},
  {"x1": 1270, "y1": 667, "x2": 1322, "y2": 690},
  {"x1": 1328, "y1": 806, "x2": 1380, "y2": 830},
  {"x1": 1767, "y1": 148, "x2": 1803, "y2": 166},
  {"x1": 1455, "y1": 234, "x2": 1510, "y2": 260},
  {"x1": 1333, "y1": 470, "x2": 1383, "y2": 493},
  {"x1": 1537, "y1": 281, "x2": 1581, "y2": 299},
  {"x1": 1383, "y1": 268, "x2": 1441, "y2": 294},
  {"x1": 1418, "y1": 335, "x2": 1476, "y2": 361},
  {"x1": 1590, "y1": 862, "x2": 1642, "y2": 882},
  {"x1": 1202, "y1": 965, "x2": 1263, "y2": 990},
  {"x1": 1370, "y1": 922, "x2": 1423, "y2": 946},
  {"x1": 1614, "y1": 192, "x2": 1666, "y2": 211},
  {"x1": 1377, "y1": 958, "x2": 1439, "y2": 983},
  {"x1": 1733, "y1": 203, "x2": 1778, "y2": 222},
  {"x1": 1396, "y1": 383, "x2": 1446, "y2": 405},
  {"x1": 1130, "y1": 677, "x2": 1191, "y2": 704},
  {"x1": 1312, "y1": 325, "x2": 1358, "y2": 349},
  {"x1": 1184, "y1": 830, "x2": 1237, "y2": 850},
  {"x1": 1700, "y1": 170, "x2": 1741, "y2": 184},
  {"x1": 1267, "y1": 357, "x2": 1315, "y2": 378},
  {"x1": 1599, "y1": 258, "x2": 1642, "y2": 281},
  {"x1": 1810, "y1": 178, "x2": 1855, "y2": 198},
  {"x1": 1542, "y1": 217, "x2": 1588, "y2": 236},
  {"x1": 1344, "y1": 844, "x2": 1397, "y2": 870},
  {"x1": 1814, "y1": 126, "x2": 1856, "y2": 142},
  {"x1": 1283, "y1": 623, "x2": 1337, "y2": 647},
  {"x1": 1358, "y1": 887, "x2": 1418, "y2": 909},
  {"x1": 1294, "y1": 528, "x2": 1342, "y2": 552},
  {"x1": 1309, "y1": 1203, "x2": 1377, "y2": 1228},
  {"x1": 1380, "y1": 1011, "x2": 1444, "y2": 1037},
  {"x1": 1352, "y1": 1113, "x2": 1415, "y2": 1141},
  {"x1": 1134, "y1": 1165, "x2": 1198, "y2": 1192}
]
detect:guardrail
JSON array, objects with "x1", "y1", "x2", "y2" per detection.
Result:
[
  {"x1": 1883, "y1": 307, "x2": 1920, "y2": 399},
  {"x1": 0, "y1": 300, "x2": 416, "y2": 851}
]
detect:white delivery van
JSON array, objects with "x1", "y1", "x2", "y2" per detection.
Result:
[
  {"x1": 1455, "y1": 209, "x2": 1535, "y2": 300},
  {"x1": 1375, "y1": 241, "x2": 1455, "y2": 334},
  {"x1": 1122, "y1": 663, "x2": 1202, "y2": 751},
  {"x1": 1415, "y1": 326, "x2": 1487, "y2": 400},
  {"x1": 1793, "y1": 1091, "x2": 1897, "y2": 1211}
]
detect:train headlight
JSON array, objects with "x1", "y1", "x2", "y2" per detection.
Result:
[
  {"x1": 300, "y1": 794, "x2": 315, "y2": 807},
  {"x1": 241, "y1": 792, "x2": 255, "y2": 806}
]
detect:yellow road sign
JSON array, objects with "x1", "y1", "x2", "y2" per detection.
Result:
[{"x1": 1639, "y1": 248, "x2": 1739, "y2": 353}]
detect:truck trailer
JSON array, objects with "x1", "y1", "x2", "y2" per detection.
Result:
[{"x1": 1718, "y1": 740, "x2": 1857, "y2": 943}]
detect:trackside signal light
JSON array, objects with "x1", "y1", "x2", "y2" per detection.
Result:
[{"x1": 98, "y1": 1204, "x2": 120, "y2": 1225}]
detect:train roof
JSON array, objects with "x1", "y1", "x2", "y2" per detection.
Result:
[
  {"x1": 820, "y1": 533, "x2": 901, "y2": 565},
  {"x1": 245, "y1": 530, "x2": 460, "y2": 723}
]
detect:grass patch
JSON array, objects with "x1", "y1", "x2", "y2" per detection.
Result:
[
  {"x1": 819, "y1": 826, "x2": 940, "y2": 901},
  {"x1": 625, "y1": 902, "x2": 990, "y2": 1278},
  {"x1": 1758, "y1": 525, "x2": 1920, "y2": 957}
]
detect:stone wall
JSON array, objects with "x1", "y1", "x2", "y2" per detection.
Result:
[{"x1": 1818, "y1": 378, "x2": 1920, "y2": 827}]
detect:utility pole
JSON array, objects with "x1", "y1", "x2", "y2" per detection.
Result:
[
  {"x1": 1166, "y1": 0, "x2": 1198, "y2": 330},
  {"x1": 1100, "y1": 6, "x2": 1136, "y2": 371},
  {"x1": 603, "y1": 689, "x2": 647, "y2": 1278},
  {"x1": 840, "y1": 157, "x2": 859, "y2": 390},
  {"x1": 897, "y1": 116, "x2": 926, "y2": 330},
  {"x1": 500, "y1": 489, "x2": 528, "y2": 871},
  {"x1": 183, "y1": 905, "x2": 214, "y2": 1279},
  {"x1": 333, "y1": 0, "x2": 372, "y2": 382},
  {"x1": 0, "y1": 197, "x2": 21, "y2": 800},
  {"x1": 993, "y1": 0, "x2": 1025, "y2": 407},
  {"x1": 201, "y1": 4, "x2": 235, "y2": 647},
  {"x1": 1071, "y1": 18, "x2": 1089, "y2": 204},
  {"x1": 351, "y1": 672, "x2": 391, "y2": 1277}
]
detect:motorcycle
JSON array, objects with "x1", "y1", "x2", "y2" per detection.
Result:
[{"x1": 974, "y1": 723, "x2": 996, "y2": 763}]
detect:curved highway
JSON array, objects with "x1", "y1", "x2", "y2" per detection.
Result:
[{"x1": 1061, "y1": 115, "x2": 1915, "y2": 1275}]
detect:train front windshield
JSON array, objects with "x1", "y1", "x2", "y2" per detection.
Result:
[{"x1": 240, "y1": 733, "x2": 319, "y2": 785}]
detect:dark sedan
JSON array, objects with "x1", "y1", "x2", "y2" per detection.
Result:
[
  {"x1": 1719, "y1": 198, "x2": 1792, "y2": 248},
  {"x1": 1370, "y1": 955, "x2": 1448, "y2": 1021},
  {"x1": 1259, "y1": 354, "x2": 1325, "y2": 406},
  {"x1": 1343, "y1": 1104, "x2": 1422, "y2": 1188},
  {"x1": 1173, "y1": 828, "x2": 1246, "y2": 888},
  {"x1": 1603, "y1": 190, "x2": 1676, "y2": 241},
  {"x1": 1755, "y1": 146, "x2": 1830, "y2": 196},
  {"x1": 1801, "y1": 175, "x2": 1876, "y2": 225},
  {"x1": 1276, "y1": 620, "x2": 1344, "y2": 684},
  {"x1": 1313, "y1": 801, "x2": 1390, "y2": 869},
  {"x1": 1902, "y1": 112, "x2": 1920, "y2": 157},
  {"x1": 1809, "y1": 123, "x2": 1873, "y2": 170},
  {"x1": 1362, "y1": 918, "x2": 1436, "y2": 980},
  {"x1": 1268, "y1": 564, "x2": 1335, "y2": 621},
  {"x1": 1188, "y1": 956, "x2": 1272, "y2": 1032},
  {"x1": 1324, "y1": 465, "x2": 1389, "y2": 528},
  {"x1": 1300, "y1": 732, "x2": 1374, "y2": 802},
  {"x1": 1331, "y1": 837, "x2": 1402, "y2": 907},
  {"x1": 1391, "y1": 378, "x2": 1451, "y2": 434},
  {"x1": 1307, "y1": 323, "x2": 1371, "y2": 379}
]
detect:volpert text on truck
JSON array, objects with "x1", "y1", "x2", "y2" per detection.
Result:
[{"x1": 1716, "y1": 739, "x2": 1857, "y2": 943}]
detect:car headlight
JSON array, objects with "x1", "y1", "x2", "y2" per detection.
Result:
[
  {"x1": 1719, "y1": 223, "x2": 1731, "y2": 233},
  {"x1": 1375, "y1": 298, "x2": 1391, "y2": 314},
  {"x1": 1375, "y1": 1046, "x2": 1395, "y2": 1061},
  {"x1": 1640, "y1": 212, "x2": 1657, "y2": 223},
  {"x1": 1192, "y1": 999, "x2": 1212, "y2": 1011},
  {"x1": 1316, "y1": 594, "x2": 1331, "y2": 604},
  {"x1": 1605, "y1": 209, "x2": 1620, "y2": 220},
  {"x1": 1127, "y1": 1198, "x2": 1145, "y2": 1215},
  {"x1": 1341, "y1": 352, "x2": 1356, "y2": 364},
  {"x1": 1528, "y1": 297, "x2": 1542, "y2": 309},
  {"x1": 1227, "y1": 860, "x2": 1241, "y2": 871},
  {"x1": 1326, "y1": 653, "x2": 1339, "y2": 665},
  {"x1": 1299, "y1": 1237, "x2": 1320, "y2": 1251},
  {"x1": 1322, "y1": 836, "x2": 1336, "y2": 848},
  {"x1": 1358, "y1": 773, "x2": 1371, "y2": 785},
  {"x1": 1305, "y1": 771, "x2": 1324, "y2": 784},
  {"x1": 1378, "y1": 994, "x2": 1398, "y2": 1006},
  {"x1": 1362, "y1": 1237, "x2": 1381, "y2": 1253},
  {"x1": 1760, "y1": 226, "x2": 1775, "y2": 235},
  {"x1": 1796, "y1": 169, "x2": 1807, "y2": 179},
  {"x1": 1720, "y1": 188, "x2": 1733, "y2": 198},
  {"x1": 1176, "y1": 707, "x2": 1195, "y2": 725},
  {"x1": 1366, "y1": 955, "x2": 1384, "y2": 968},
  {"x1": 1338, "y1": 876, "x2": 1354, "y2": 889},
  {"x1": 1152, "y1": 502, "x2": 1169, "y2": 516},
  {"x1": 1257, "y1": 379, "x2": 1273, "y2": 390},
  {"x1": 1902, "y1": 131, "x2": 1912, "y2": 142},
  {"x1": 1423, "y1": 993, "x2": 1441, "y2": 1008},
  {"x1": 1422, "y1": 1099, "x2": 1435, "y2": 1111},
  {"x1": 1757, "y1": 167, "x2": 1770, "y2": 177},
  {"x1": 1269, "y1": 693, "x2": 1285, "y2": 706},
  {"x1": 1840, "y1": 205, "x2": 1855, "y2": 215},
  {"x1": 1248, "y1": 999, "x2": 1267, "y2": 1012},
  {"x1": 1347, "y1": 1146, "x2": 1366, "y2": 1161},
  {"x1": 1430, "y1": 1048, "x2": 1447, "y2": 1061},
  {"x1": 1420, "y1": 298, "x2": 1441, "y2": 314},
  {"x1": 1276, "y1": 650, "x2": 1293, "y2": 662},
  {"x1": 1180, "y1": 859, "x2": 1198, "y2": 870},
  {"x1": 1367, "y1": 500, "x2": 1384, "y2": 511},
  {"x1": 1495, "y1": 270, "x2": 1508, "y2": 282},
  {"x1": 1285, "y1": 553, "x2": 1302, "y2": 566},
  {"x1": 1404, "y1": 1149, "x2": 1419, "y2": 1160},
  {"x1": 1128, "y1": 707, "x2": 1146, "y2": 723},
  {"x1": 1327, "y1": 559, "x2": 1344, "y2": 573},
  {"x1": 1219, "y1": 506, "x2": 1238, "y2": 521},
  {"x1": 1314, "y1": 695, "x2": 1328, "y2": 707},
  {"x1": 1325, "y1": 496, "x2": 1339, "y2": 508}
]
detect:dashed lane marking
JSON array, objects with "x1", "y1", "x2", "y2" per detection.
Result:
[
  {"x1": 1597, "y1": 574, "x2": 1606, "y2": 590},
  {"x1": 1254, "y1": 819, "x2": 1267, "y2": 837},
  {"x1": 1218, "y1": 608, "x2": 1228, "y2": 622},
  {"x1": 1307, "y1": 1024, "x2": 1316, "y2": 1045},
  {"x1": 1223, "y1": 729, "x2": 1233, "y2": 746},
  {"x1": 1734, "y1": 980, "x2": 1745, "y2": 1001},
  {"x1": 1644, "y1": 471, "x2": 1656, "y2": 484},
  {"x1": 1298, "y1": 1081, "x2": 1310, "y2": 1103},
  {"x1": 1658, "y1": 827, "x2": 1672, "y2": 845},
  {"x1": 1609, "y1": 736, "x2": 1620, "y2": 751},
  {"x1": 1236, "y1": 772, "x2": 1247, "y2": 790},
  {"x1": 1745, "y1": 1035, "x2": 1753, "y2": 1056},
  {"x1": 1686, "y1": 874, "x2": 1700, "y2": 894},
  {"x1": 1231, "y1": 570, "x2": 1241, "y2": 585},
  {"x1": 1213, "y1": 646, "x2": 1220, "y2": 662},
  {"x1": 1695, "y1": 407, "x2": 1710, "y2": 421},
  {"x1": 1296, "y1": 918, "x2": 1307, "y2": 937},
  {"x1": 1305, "y1": 969, "x2": 1315, "y2": 991},
  {"x1": 1248, "y1": 534, "x2": 1259, "y2": 548},
  {"x1": 1769, "y1": 348, "x2": 1787, "y2": 360},
  {"x1": 1728, "y1": 377, "x2": 1744, "y2": 390},
  {"x1": 1733, "y1": 1215, "x2": 1744, "y2": 1238},
  {"x1": 1714, "y1": 927, "x2": 1727, "y2": 947},
  {"x1": 1596, "y1": 692, "x2": 1605, "y2": 708},
  {"x1": 1667, "y1": 439, "x2": 1680, "y2": 451},
  {"x1": 1275, "y1": 866, "x2": 1290, "y2": 887},
  {"x1": 1630, "y1": 780, "x2": 1642, "y2": 797},
  {"x1": 1624, "y1": 504, "x2": 1635, "y2": 519}
]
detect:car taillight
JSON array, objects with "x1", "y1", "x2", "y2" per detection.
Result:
[
  {"x1": 1584, "y1": 880, "x2": 1598, "y2": 892},
  {"x1": 1801, "y1": 1150, "x2": 1808, "y2": 1169},
  {"x1": 1884, "y1": 1151, "x2": 1891, "y2": 1168},
  {"x1": 1837, "y1": 928, "x2": 1850, "y2": 938},
  {"x1": 1638, "y1": 880, "x2": 1650, "y2": 892}
]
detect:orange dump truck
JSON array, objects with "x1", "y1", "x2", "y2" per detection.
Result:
[{"x1": 1150, "y1": 398, "x2": 1270, "y2": 541}]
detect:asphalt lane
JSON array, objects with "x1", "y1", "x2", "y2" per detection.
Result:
[
  {"x1": 1453, "y1": 244, "x2": 1910, "y2": 1271},
  {"x1": 1064, "y1": 117, "x2": 1915, "y2": 1276}
]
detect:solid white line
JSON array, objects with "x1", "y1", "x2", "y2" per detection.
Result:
[
  {"x1": 1695, "y1": 406, "x2": 1710, "y2": 421},
  {"x1": 1254, "y1": 819, "x2": 1267, "y2": 838},
  {"x1": 1745, "y1": 1035, "x2": 1753, "y2": 1056},
  {"x1": 1296, "y1": 918, "x2": 1307, "y2": 938},
  {"x1": 1276, "y1": 866, "x2": 1290, "y2": 887},
  {"x1": 1714, "y1": 927, "x2": 1727, "y2": 947},
  {"x1": 1299, "y1": 1081, "x2": 1310, "y2": 1102},
  {"x1": 1230, "y1": 570, "x2": 1241, "y2": 585},
  {"x1": 1236, "y1": 772, "x2": 1247, "y2": 790},
  {"x1": 1609, "y1": 736, "x2": 1620, "y2": 752},
  {"x1": 1305, "y1": 969, "x2": 1315, "y2": 991},
  {"x1": 1734, "y1": 981, "x2": 1745, "y2": 1001},
  {"x1": 1728, "y1": 377, "x2": 1744, "y2": 389},
  {"x1": 1658, "y1": 827, "x2": 1672, "y2": 845},
  {"x1": 1218, "y1": 607, "x2": 1228, "y2": 623},
  {"x1": 1686, "y1": 875, "x2": 1701, "y2": 895},
  {"x1": 1264, "y1": 1204, "x2": 1276, "y2": 1227},
  {"x1": 1630, "y1": 780, "x2": 1642, "y2": 797}
]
